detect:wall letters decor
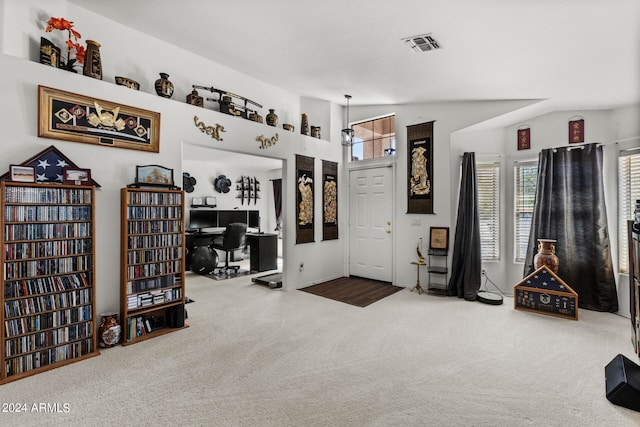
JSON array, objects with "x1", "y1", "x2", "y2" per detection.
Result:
[
  {"x1": 38, "y1": 85, "x2": 160, "y2": 152},
  {"x1": 296, "y1": 154, "x2": 315, "y2": 244},
  {"x1": 322, "y1": 160, "x2": 338, "y2": 241},
  {"x1": 407, "y1": 121, "x2": 434, "y2": 214}
]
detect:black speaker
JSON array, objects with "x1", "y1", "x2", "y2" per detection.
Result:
[
  {"x1": 167, "y1": 304, "x2": 185, "y2": 328},
  {"x1": 605, "y1": 353, "x2": 640, "y2": 412}
]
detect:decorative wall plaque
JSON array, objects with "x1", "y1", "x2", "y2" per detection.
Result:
[
  {"x1": 322, "y1": 160, "x2": 338, "y2": 241},
  {"x1": 407, "y1": 121, "x2": 434, "y2": 214},
  {"x1": 296, "y1": 154, "x2": 315, "y2": 244}
]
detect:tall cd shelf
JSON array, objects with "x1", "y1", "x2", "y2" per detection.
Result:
[
  {"x1": 0, "y1": 182, "x2": 98, "y2": 384},
  {"x1": 121, "y1": 188, "x2": 187, "y2": 345}
]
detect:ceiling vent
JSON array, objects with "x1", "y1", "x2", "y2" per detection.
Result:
[{"x1": 402, "y1": 33, "x2": 442, "y2": 53}]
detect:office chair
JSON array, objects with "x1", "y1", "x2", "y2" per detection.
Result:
[{"x1": 212, "y1": 222, "x2": 247, "y2": 275}]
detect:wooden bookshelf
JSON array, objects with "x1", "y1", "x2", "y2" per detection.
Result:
[
  {"x1": 120, "y1": 187, "x2": 187, "y2": 345},
  {"x1": 0, "y1": 182, "x2": 99, "y2": 384}
]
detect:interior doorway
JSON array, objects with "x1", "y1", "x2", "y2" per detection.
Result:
[
  {"x1": 181, "y1": 143, "x2": 285, "y2": 284},
  {"x1": 348, "y1": 166, "x2": 394, "y2": 282}
]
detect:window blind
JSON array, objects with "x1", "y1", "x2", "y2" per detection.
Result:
[
  {"x1": 514, "y1": 161, "x2": 538, "y2": 262},
  {"x1": 619, "y1": 151, "x2": 640, "y2": 272},
  {"x1": 477, "y1": 163, "x2": 500, "y2": 260}
]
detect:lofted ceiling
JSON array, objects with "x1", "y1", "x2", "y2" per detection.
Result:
[{"x1": 68, "y1": 0, "x2": 639, "y2": 112}]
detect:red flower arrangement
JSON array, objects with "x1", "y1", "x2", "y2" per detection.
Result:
[{"x1": 45, "y1": 17, "x2": 86, "y2": 71}]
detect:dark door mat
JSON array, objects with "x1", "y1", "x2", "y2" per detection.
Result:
[
  {"x1": 299, "y1": 276, "x2": 403, "y2": 307},
  {"x1": 252, "y1": 272, "x2": 283, "y2": 288}
]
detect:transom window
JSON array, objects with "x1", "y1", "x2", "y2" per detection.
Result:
[{"x1": 351, "y1": 115, "x2": 396, "y2": 161}]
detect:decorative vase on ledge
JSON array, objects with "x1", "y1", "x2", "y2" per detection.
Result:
[
  {"x1": 301, "y1": 113, "x2": 309, "y2": 135},
  {"x1": 154, "y1": 73, "x2": 174, "y2": 98},
  {"x1": 82, "y1": 40, "x2": 102, "y2": 80},
  {"x1": 266, "y1": 109, "x2": 278, "y2": 127},
  {"x1": 533, "y1": 238, "x2": 559, "y2": 273}
]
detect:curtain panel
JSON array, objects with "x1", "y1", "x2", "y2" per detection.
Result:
[{"x1": 523, "y1": 143, "x2": 618, "y2": 312}]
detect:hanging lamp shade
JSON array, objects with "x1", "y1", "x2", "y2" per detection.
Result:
[{"x1": 341, "y1": 94, "x2": 354, "y2": 146}]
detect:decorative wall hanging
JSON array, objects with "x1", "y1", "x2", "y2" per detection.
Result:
[
  {"x1": 517, "y1": 127, "x2": 531, "y2": 150},
  {"x1": 0, "y1": 145, "x2": 100, "y2": 186},
  {"x1": 322, "y1": 160, "x2": 338, "y2": 241},
  {"x1": 257, "y1": 133, "x2": 278, "y2": 149},
  {"x1": 296, "y1": 154, "x2": 315, "y2": 244},
  {"x1": 236, "y1": 175, "x2": 260, "y2": 205},
  {"x1": 407, "y1": 121, "x2": 434, "y2": 214},
  {"x1": 183, "y1": 172, "x2": 197, "y2": 193},
  {"x1": 193, "y1": 116, "x2": 225, "y2": 141},
  {"x1": 214, "y1": 175, "x2": 231, "y2": 193},
  {"x1": 568, "y1": 117, "x2": 584, "y2": 144},
  {"x1": 38, "y1": 86, "x2": 160, "y2": 152}
]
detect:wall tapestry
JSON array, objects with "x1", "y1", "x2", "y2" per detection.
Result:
[
  {"x1": 322, "y1": 160, "x2": 338, "y2": 241},
  {"x1": 296, "y1": 154, "x2": 315, "y2": 244},
  {"x1": 38, "y1": 85, "x2": 160, "y2": 152},
  {"x1": 407, "y1": 121, "x2": 434, "y2": 214}
]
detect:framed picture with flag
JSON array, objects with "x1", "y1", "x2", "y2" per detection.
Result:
[{"x1": 38, "y1": 85, "x2": 160, "y2": 152}]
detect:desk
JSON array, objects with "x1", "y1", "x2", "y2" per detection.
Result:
[
  {"x1": 246, "y1": 233, "x2": 278, "y2": 273},
  {"x1": 185, "y1": 231, "x2": 277, "y2": 273}
]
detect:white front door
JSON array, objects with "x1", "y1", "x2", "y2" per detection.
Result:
[{"x1": 349, "y1": 167, "x2": 394, "y2": 282}]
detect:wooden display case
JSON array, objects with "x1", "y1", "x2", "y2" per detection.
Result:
[
  {"x1": 120, "y1": 187, "x2": 187, "y2": 345},
  {"x1": 0, "y1": 182, "x2": 99, "y2": 383}
]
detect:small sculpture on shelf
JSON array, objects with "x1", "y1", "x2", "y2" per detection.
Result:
[
  {"x1": 301, "y1": 113, "x2": 309, "y2": 135},
  {"x1": 186, "y1": 88, "x2": 204, "y2": 107},
  {"x1": 83, "y1": 40, "x2": 102, "y2": 80},
  {"x1": 266, "y1": 109, "x2": 278, "y2": 127},
  {"x1": 155, "y1": 73, "x2": 174, "y2": 98}
]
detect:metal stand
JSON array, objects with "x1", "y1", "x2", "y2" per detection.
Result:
[{"x1": 410, "y1": 261, "x2": 426, "y2": 294}]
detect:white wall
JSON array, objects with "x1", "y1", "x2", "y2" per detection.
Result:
[{"x1": 0, "y1": 0, "x2": 345, "y2": 318}]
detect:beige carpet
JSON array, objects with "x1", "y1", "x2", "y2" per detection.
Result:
[{"x1": 2, "y1": 269, "x2": 640, "y2": 426}]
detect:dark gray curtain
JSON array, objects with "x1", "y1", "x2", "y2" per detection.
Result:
[
  {"x1": 272, "y1": 178, "x2": 282, "y2": 231},
  {"x1": 448, "y1": 152, "x2": 482, "y2": 300},
  {"x1": 523, "y1": 143, "x2": 618, "y2": 312}
]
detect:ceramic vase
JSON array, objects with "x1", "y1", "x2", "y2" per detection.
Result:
[
  {"x1": 311, "y1": 126, "x2": 321, "y2": 139},
  {"x1": 266, "y1": 109, "x2": 278, "y2": 127},
  {"x1": 154, "y1": 72, "x2": 174, "y2": 98},
  {"x1": 533, "y1": 238, "x2": 559, "y2": 273},
  {"x1": 301, "y1": 113, "x2": 309, "y2": 135},
  {"x1": 98, "y1": 311, "x2": 121, "y2": 348},
  {"x1": 83, "y1": 40, "x2": 102, "y2": 80}
]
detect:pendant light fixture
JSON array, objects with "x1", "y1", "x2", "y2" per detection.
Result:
[{"x1": 341, "y1": 94, "x2": 354, "y2": 146}]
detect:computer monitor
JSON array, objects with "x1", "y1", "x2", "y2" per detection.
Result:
[
  {"x1": 218, "y1": 210, "x2": 247, "y2": 228},
  {"x1": 248, "y1": 210, "x2": 260, "y2": 228},
  {"x1": 189, "y1": 209, "x2": 218, "y2": 232}
]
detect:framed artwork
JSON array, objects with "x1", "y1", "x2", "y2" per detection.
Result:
[
  {"x1": 429, "y1": 227, "x2": 449, "y2": 252},
  {"x1": 407, "y1": 121, "x2": 434, "y2": 214},
  {"x1": 205, "y1": 197, "x2": 217, "y2": 207},
  {"x1": 62, "y1": 167, "x2": 91, "y2": 185},
  {"x1": 517, "y1": 128, "x2": 530, "y2": 150},
  {"x1": 322, "y1": 160, "x2": 338, "y2": 241},
  {"x1": 296, "y1": 154, "x2": 315, "y2": 244},
  {"x1": 135, "y1": 165, "x2": 174, "y2": 187},
  {"x1": 10, "y1": 165, "x2": 36, "y2": 183},
  {"x1": 38, "y1": 85, "x2": 160, "y2": 152},
  {"x1": 569, "y1": 119, "x2": 584, "y2": 144},
  {"x1": 192, "y1": 197, "x2": 203, "y2": 206},
  {"x1": 39, "y1": 37, "x2": 61, "y2": 68}
]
